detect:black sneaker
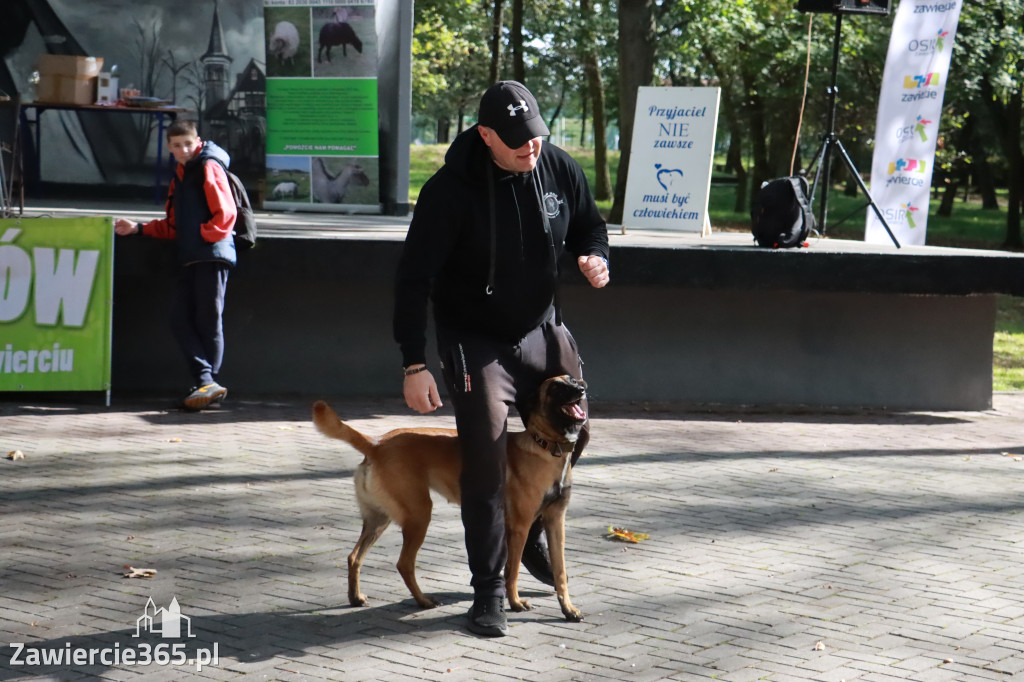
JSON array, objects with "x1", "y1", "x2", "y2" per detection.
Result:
[
  {"x1": 182, "y1": 383, "x2": 227, "y2": 411},
  {"x1": 466, "y1": 595, "x2": 508, "y2": 637},
  {"x1": 521, "y1": 521, "x2": 555, "y2": 587}
]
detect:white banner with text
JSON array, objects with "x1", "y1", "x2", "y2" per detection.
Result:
[
  {"x1": 623, "y1": 87, "x2": 721, "y2": 232},
  {"x1": 865, "y1": 0, "x2": 963, "y2": 245}
]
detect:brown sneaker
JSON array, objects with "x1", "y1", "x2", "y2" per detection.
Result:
[{"x1": 182, "y1": 383, "x2": 227, "y2": 411}]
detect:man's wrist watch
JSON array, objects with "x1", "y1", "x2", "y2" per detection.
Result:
[{"x1": 403, "y1": 365, "x2": 428, "y2": 376}]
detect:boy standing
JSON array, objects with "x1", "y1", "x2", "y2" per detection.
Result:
[{"x1": 114, "y1": 120, "x2": 237, "y2": 411}]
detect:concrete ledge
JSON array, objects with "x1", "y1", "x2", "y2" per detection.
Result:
[{"x1": 108, "y1": 227, "x2": 1024, "y2": 410}]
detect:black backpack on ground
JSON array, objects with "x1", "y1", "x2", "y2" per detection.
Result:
[{"x1": 750, "y1": 175, "x2": 815, "y2": 249}]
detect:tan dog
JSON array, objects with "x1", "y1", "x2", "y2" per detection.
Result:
[{"x1": 311, "y1": 375, "x2": 587, "y2": 622}]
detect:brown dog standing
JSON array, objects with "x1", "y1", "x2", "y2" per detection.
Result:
[{"x1": 312, "y1": 375, "x2": 587, "y2": 623}]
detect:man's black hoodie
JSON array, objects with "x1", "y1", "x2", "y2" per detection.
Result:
[{"x1": 394, "y1": 125, "x2": 609, "y2": 368}]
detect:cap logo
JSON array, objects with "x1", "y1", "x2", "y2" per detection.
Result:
[{"x1": 507, "y1": 100, "x2": 529, "y2": 117}]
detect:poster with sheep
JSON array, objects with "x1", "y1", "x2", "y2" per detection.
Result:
[{"x1": 263, "y1": 0, "x2": 380, "y2": 214}]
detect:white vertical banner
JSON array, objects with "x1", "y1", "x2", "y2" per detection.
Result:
[
  {"x1": 623, "y1": 87, "x2": 721, "y2": 232},
  {"x1": 865, "y1": 0, "x2": 963, "y2": 245}
]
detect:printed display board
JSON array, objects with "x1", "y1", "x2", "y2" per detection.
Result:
[
  {"x1": 866, "y1": 0, "x2": 963, "y2": 245},
  {"x1": 0, "y1": 217, "x2": 113, "y2": 393},
  {"x1": 263, "y1": 0, "x2": 381, "y2": 213},
  {"x1": 622, "y1": 87, "x2": 721, "y2": 232}
]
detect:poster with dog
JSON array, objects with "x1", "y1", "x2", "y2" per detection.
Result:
[{"x1": 263, "y1": 0, "x2": 381, "y2": 214}]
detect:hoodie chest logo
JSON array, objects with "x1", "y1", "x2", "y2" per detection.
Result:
[{"x1": 543, "y1": 192, "x2": 563, "y2": 219}]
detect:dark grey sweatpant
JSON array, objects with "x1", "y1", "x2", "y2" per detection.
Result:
[
  {"x1": 170, "y1": 262, "x2": 229, "y2": 387},
  {"x1": 436, "y1": 314, "x2": 588, "y2": 599}
]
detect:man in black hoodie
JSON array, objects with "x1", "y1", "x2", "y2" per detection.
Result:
[{"x1": 393, "y1": 81, "x2": 609, "y2": 637}]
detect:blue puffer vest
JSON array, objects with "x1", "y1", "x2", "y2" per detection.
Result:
[{"x1": 172, "y1": 141, "x2": 237, "y2": 267}]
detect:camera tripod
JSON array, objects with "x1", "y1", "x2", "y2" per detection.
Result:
[{"x1": 806, "y1": 11, "x2": 900, "y2": 248}]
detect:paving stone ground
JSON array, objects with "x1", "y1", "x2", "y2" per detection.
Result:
[{"x1": 1, "y1": 392, "x2": 1023, "y2": 681}]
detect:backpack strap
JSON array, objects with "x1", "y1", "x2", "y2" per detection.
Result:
[{"x1": 787, "y1": 175, "x2": 816, "y2": 235}]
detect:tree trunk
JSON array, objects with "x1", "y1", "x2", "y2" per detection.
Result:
[
  {"x1": 489, "y1": 0, "x2": 503, "y2": 84},
  {"x1": 609, "y1": 0, "x2": 655, "y2": 225},
  {"x1": 702, "y1": 45, "x2": 747, "y2": 215},
  {"x1": 937, "y1": 178, "x2": 959, "y2": 217},
  {"x1": 511, "y1": 0, "x2": 524, "y2": 82},
  {"x1": 580, "y1": 93, "x2": 588, "y2": 148},
  {"x1": 580, "y1": 0, "x2": 611, "y2": 200},
  {"x1": 973, "y1": 150, "x2": 1000, "y2": 210},
  {"x1": 742, "y1": 69, "x2": 771, "y2": 214},
  {"x1": 436, "y1": 118, "x2": 451, "y2": 145},
  {"x1": 981, "y1": 77, "x2": 1023, "y2": 249}
]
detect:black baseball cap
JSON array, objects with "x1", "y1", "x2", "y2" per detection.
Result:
[{"x1": 477, "y1": 81, "x2": 550, "y2": 149}]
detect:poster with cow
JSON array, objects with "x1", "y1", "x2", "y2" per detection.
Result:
[{"x1": 263, "y1": 0, "x2": 380, "y2": 213}]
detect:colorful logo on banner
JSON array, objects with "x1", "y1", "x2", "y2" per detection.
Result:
[
  {"x1": 0, "y1": 218, "x2": 113, "y2": 392},
  {"x1": 622, "y1": 87, "x2": 721, "y2": 232},
  {"x1": 866, "y1": 0, "x2": 964, "y2": 245}
]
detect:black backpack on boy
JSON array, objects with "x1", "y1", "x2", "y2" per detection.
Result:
[{"x1": 208, "y1": 159, "x2": 257, "y2": 251}]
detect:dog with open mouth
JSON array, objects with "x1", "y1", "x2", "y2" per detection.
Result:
[{"x1": 311, "y1": 374, "x2": 588, "y2": 623}]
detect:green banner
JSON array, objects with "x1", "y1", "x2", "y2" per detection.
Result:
[
  {"x1": 266, "y1": 79, "x2": 379, "y2": 157},
  {"x1": 263, "y1": 1, "x2": 381, "y2": 211},
  {"x1": 0, "y1": 217, "x2": 113, "y2": 392}
]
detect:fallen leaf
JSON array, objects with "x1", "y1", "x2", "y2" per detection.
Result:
[
  {"x1": 7, "y1": 450, "x2": 25, "y2": 460},
  {"x1": 607, "y1": 526, "x2": 650, "y2": 543},
  {"x1": 813, "y1": 641, "x2": 826, "y2": 651},
  {"x1": 278, "y1": 426, "x2": 293, "y2": 431},
  {"x1": 123, "y1": 566, "x2": 157, "y2": 579},
  {"x1": 168, "y1": 438, "x2": 181, "y2": 443}
]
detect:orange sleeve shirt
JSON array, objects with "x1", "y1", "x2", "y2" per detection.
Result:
[{"x1": 141, "y1": 161, "x2": 237, "y2": 242}]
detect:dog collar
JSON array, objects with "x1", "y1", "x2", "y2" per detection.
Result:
[{"x1": 531, "y1": 431, "x2": 568, "y2": 457}]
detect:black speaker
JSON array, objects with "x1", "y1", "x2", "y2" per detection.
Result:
[{"x1": 797, "y1": 0, "x2": 890, "y2": 15}]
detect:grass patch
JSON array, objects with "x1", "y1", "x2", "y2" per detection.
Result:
[{"x1": 995, "y1": 296, "x2": 1024, "y2": 391}]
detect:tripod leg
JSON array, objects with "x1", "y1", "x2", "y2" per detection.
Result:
[
  {"x1": 806, "y1": 136, "x2": 828, "y2": 203},
  {"x1": 832, "y1": 138, "x2": 900, "y2": 249}
]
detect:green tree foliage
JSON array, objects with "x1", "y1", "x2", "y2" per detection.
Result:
[
  {"x1": 953, "y1": 0, "x2": 1024, "y2": 249},
  {"x1": 412, "y1": 1, "x2": 490, "y2": 143}
]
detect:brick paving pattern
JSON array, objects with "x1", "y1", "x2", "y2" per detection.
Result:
[{"x1": 1, "y1": 393, "x2": 1023, "y2": 681}]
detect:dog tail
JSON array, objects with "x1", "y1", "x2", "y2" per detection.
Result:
[{"x1": 311, "y1": 400, "x2": 377, "y2": 458}]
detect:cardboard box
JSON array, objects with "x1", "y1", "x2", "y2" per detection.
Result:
[{"x1": 35, "y1": 55, "x2": 104, "y2": 105}]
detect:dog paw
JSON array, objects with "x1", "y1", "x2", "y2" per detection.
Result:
[
  {"x1": 509, "y1": 598, "x2": 533, "y2": 612},
  {"x1": 562, "y1": 608, "x2": 583, "y2": 622},
  {"x1": 416, "y1": 596, "x2": 441, "y2": 609},
  {"x1": 350, "y1": 594, "x2": 369, "y2": 607}
]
